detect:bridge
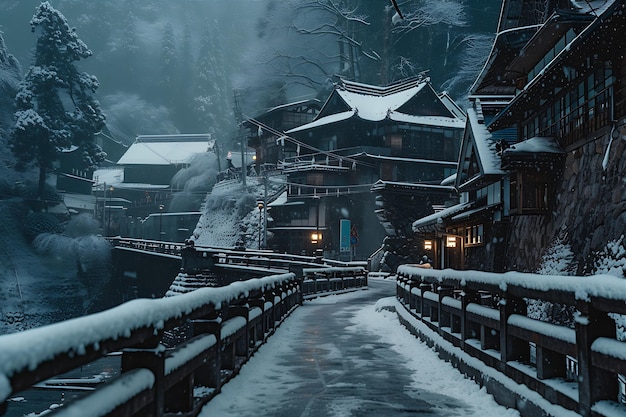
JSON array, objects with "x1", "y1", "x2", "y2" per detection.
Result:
[{"x1": 0, "y1": 241, "x2": 624, "y2": 417}]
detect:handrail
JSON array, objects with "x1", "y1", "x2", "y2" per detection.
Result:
[
  {"x1": 0, "y1": 274, "x2": 298, "y2": 417},
  {"x1": 109, "y1": 237, "x2": 368, "y2": 273},
  {"x1": 396, "y1": 265, "x2": 626, "y2": 417},
  {"x1": 0, "y1": 266, "x2": 368, "y2": 417}
]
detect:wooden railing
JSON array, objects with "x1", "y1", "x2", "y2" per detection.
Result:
[
  {"x1": 0, "y1": 274, "x2": 299, "y2": 417},
  {"x1": 396, "y1": 265, "x2": 626, "y2": 417},
  {"x1": 0, "y1": 263, "x2": 370, "y2": 417},
  {"x1": 109, "y1": 237, "x2": 367, "y2": 273},
  {"x1": 302, "y1": 266, "x2": 368, "y2": 295}
]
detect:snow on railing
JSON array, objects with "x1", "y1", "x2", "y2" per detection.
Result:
[
  {"x1": 0, "y1": 273, "x2": 299, "y2": 417},
  {"x1": 396, "y1": 265, "x2": 626, "y2": 417}
]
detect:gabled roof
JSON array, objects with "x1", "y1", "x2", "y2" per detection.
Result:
[
  {"x1": 117, "y1": 134, "x2": 214, "y2": 166},
  {"x1": 288, "y1": 77, "x2": 462, "y2": 134},
  {"x1": 455, "y1": 106, "x2": 504, "y2": 191}
]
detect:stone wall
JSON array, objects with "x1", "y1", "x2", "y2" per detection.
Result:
[{"x1": 506, "y1": 122, "x2": 626, "y2": 273}]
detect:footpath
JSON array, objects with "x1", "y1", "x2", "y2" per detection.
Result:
[{"x1": 199, "y1": 278, "x2": 519, "y2": 417}]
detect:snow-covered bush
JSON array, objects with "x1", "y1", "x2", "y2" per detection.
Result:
[
  {"x1": 589, "y1": 236, "x2": 626, "y2": 341},
  {"x1": 23, "y1": 212, "x2": 63, "y2": 241},
  {"x1": 527, "y1": 239, "x2": 576, "y2": 327},
  {"x1": 64, "y1": 213, "x2": 100, "y2": 238},
  {"x1": 32, "y1": 232, "x2": 111, "y2": 274}
]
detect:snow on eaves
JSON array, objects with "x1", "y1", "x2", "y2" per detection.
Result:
[
  {"x1": 287, "y1": 110, "x2": 354, "y2": 134},
  {"x1": 467, "y1": 107, "x2": 504, "y2": 176},
  {"x1": 389, "y1": 112, "x2": 465, "y2": 129},
  {"x1": 503, "y1": 136, "x2": 564, "y2": 155},
  {"x1": 412, "y1": 202, "x2": 471, "y2": 232}
]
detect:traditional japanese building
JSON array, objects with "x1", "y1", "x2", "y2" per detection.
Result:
[
  {"x1": 93, "y1": 134, "x2": 214, "y2": 236},
  {"x1": 414, "y1": 0, "x2": 626, "y2": 273},
  {"x1": 248, "y1": 77, "x2": 465, "y2": 262}
]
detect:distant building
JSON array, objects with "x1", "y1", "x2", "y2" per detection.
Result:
[
  {"x1": 54, "y1": 126, "x2": 128, "y2": 215},
  {"x1": 413, "y1": 0, "x2": 626, "y2": 273},
  {"x1": 247, "y1": 77, "x2": 465, "y2": 262},
  {"x1": 93, "y1": 134, "x2": 214, "y2": 236}
]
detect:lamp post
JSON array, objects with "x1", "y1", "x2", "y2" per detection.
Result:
[
  {"x1": 107, "y1": 186, "x2": 114, "y2": 235},
  {"x1": 159, "y1": 204, "x2": 164, "y2": 241},
  {"x1": 257, "y1": 200, "x2": 264, "y2": 250},
  {"x1": 311, "y1": 195, "x2": 321, "y2": 256}
]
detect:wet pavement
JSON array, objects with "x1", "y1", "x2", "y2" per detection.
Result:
[{"x1": 200, "y1": 279, "x2": 486, "y2": 417}]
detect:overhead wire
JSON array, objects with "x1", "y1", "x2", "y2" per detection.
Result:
[{"x1": 243, "y1": 115, "x2": 380, "y2": 169}]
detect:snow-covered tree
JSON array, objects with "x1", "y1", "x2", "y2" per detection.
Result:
[
  {"x1": 159, "y1": 23, "x2": 178, "y2": 107},
  {"x1": 193, "y1": 25, "x2": 233, "y2": 136},
  {"x1": 0, "y1": 31, "x2": 21, "y2": 130},
  {"x1": 9, "y1": 2, "x2": 105, "y2": 201}
]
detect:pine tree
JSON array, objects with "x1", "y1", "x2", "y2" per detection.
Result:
[
  {"x1": 193, "y1": 25, "x2": 232, "y2": 136},
  {"x1": 159, "y1": 23, "x2": 178, "y2": 108},
  {"x1": 9, "y1": 2, "x2": 105, "y2": 201},
  {"x1": 0, "y1": 31, "x2": 21, "y2": 129}
]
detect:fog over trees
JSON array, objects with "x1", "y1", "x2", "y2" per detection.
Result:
[
  {"x1": 1, "y1": 0, "x2": 500, "y2": 145},
  {"x1": 0, "y1": 0, "x2": 501, "y2": 332}
]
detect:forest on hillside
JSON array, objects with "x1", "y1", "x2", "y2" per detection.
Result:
[{"x1": 0, "y1": 0, "x2": 501, "y2": 148}]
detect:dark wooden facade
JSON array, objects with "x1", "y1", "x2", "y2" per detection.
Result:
[
  {"x1": 248, "y1": 78, "x2": 465, "y2": 261},
  {"x1": 418, "y1": 0, "x2": 626, "y2": 272}
]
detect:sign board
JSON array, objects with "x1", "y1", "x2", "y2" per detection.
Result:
[
  {"x1": 350, "y1": 225, "x2": 359, "y2": 246},
  {"x1": 340, "y1": 219, "x2": 351, "y2": 252}
]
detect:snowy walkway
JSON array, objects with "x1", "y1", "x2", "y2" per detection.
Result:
[{"x1": 199, "y1": 278, "x2": 520, "y2": 417}]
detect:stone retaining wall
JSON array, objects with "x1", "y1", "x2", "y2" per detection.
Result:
[{"x1": 506, "y1": 122, "x2": 626, "y2": 273}]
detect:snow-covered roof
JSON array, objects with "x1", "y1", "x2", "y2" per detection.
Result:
[
  {"x1": 287, "y1": 79, "x2": 464, "y2": 134},
  {"x1": 118, "y1": 135, "x2": 214, "y2": 166},
  {"x1": 93, "y1": 167, "x2": 124, "y2": 187},
  {"x1": 62, "y1": 193, "x2": 95, "y2": 211},
  {"x1": 389, "y1": 112, "x2": 466, "y2": 129},
  {"x1": 412, "y1": 202, "x2": 471, "y2": 232},
  {"x1": 504, "y1": 137, "x2": 564, "y2": 155},
  {"x1": 336, "y1": 80, "x2": 428, "y2": 121},
  {"x1": 468, "y1": 107, "x2": 504, "y2": 176},
  {"x1": 287, "y1": 111, "x2": 354, "y2": 133}
]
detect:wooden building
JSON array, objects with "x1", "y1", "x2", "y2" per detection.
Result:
[
  {"x1": 414, "y1": 0, "x2": 626, "y2": 272},
  {"x1": 248, "y1": 77, "x2": 465, "y2": 262}
]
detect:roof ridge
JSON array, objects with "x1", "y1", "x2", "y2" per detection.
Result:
[{"x1": 340, "y1": 75, "x2": 428, "y2": 97}]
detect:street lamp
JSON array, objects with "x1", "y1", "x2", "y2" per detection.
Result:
[
  {"x1": 107, "y1": 186, "x2": 114, "y2": 235},
  {"x1": 257, "y1": 200, "x2": 264, "y2": 249},
  {"x1": 159, "y1": 204, "x2": 164, "y2": 241}
]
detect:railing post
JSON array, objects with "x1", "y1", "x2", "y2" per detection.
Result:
[
  {"x1": 192, "y1": 316, "x2": 222, "y2": 392},
  {"x1": 576, "y1": 299, "x2": 617, "y2": 417},
  {"x1": 499, "y1": 293, "x2": 528, "y2": 372},
  {"x1": 408, "y1": 278, "x2": 420, "y2": 311},
  {"x1": 461, "y1": 289, "x2": 479, "y2": 348},
  {"x1": 419, "y1": 283, "x2": 431, "y2": 318},
  {"x1": 438, "y1": 286, "x2": 454, "y2": 334},
  {"x1": 229, "y1": 305, "x2": 250, "y2": 358},
  {"x1": 121, "y1": 339, "x2": 166, "y2": 417}
]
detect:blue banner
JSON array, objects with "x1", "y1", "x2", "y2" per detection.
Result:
[{"x1": 340, "y1": 219, "x2": 351, "y2": 252}]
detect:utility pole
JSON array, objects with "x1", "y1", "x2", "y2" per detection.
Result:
[
  {"x1": 263, "y1": 174, "x2": 268, "y2": 248},
  {"x1": 233, "y1": 89, "x2": 246, "y2": 186}
]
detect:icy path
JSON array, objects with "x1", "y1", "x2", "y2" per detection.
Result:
[{"x1": 200, "y1": 278, "x2": 520, "y2": 417}]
